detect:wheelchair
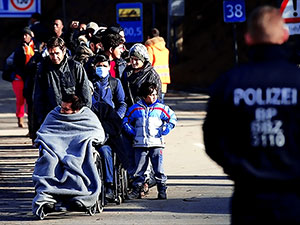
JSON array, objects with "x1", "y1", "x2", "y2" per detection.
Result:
[
  {"x1": 113, "y1": 151, "x2": 129, "y2": 204},
  {"x1": 34, "y1": 147, "x2": 105, "y2": 220},
  {"x1": 103, "y1": 151, "x2": 129, "y2": 205}
]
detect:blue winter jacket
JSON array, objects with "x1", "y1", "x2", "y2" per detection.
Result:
[{"x1": 123, "y1": 99, "x2": 177, "y2": 147}]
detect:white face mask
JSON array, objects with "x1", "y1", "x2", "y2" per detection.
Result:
[{"x1": 95, "y1": 66, "x2": 110, "y2": 79}]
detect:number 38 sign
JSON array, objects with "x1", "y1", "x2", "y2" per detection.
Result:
[{"x1": 223, "y1": 0, "x2": 246, "y2": 23}]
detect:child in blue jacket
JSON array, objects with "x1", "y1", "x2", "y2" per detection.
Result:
[{"x1": 123, "y1": 82, "x2": 177, "y2": 199}]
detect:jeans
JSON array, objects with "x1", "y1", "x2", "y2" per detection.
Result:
[
  {"x1": 132, "y1": 147, "x2": 167, "y2": 187},
  {"x1": 122, "y1": 133, "x2": 136, "y2": 178},
  {"x1": 98, "y1": 145, "x2": 113, "y2": 183}
]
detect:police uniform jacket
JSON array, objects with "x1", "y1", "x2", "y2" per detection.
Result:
[{"x1": 203, "y1": 44, "x2": 300, "y2": 190}]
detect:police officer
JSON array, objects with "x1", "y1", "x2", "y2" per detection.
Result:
[{"x1": 203, "y1": 6, "x2": 300, "y2": 225}]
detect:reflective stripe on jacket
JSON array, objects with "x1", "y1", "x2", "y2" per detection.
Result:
[
  {"x1": 123, "y1": 99, "x2": 177, "y2": 148},
  {"x1": 145, "y1": 36, "x2": 170, "y2": 92}
]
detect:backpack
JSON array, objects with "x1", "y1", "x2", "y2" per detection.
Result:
[
  {"x1": 2, "y1": 52, "x2": 15, "y2": 82},
  {"x1": 108, "y1": 76, "x2": 118, "y2": 95}
]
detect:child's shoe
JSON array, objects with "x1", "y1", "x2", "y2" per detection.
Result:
[{"x1": 157, "y1": 184, "x2": 167, "y2": 199}]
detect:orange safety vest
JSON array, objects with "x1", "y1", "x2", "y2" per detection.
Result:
[{"x1": 145, "y1": 37, "x2": 170, "y2": 93}]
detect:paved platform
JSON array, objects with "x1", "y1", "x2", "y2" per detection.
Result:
[{"x1": 0, "y1": 77, "x2": 233, "y2": 225}]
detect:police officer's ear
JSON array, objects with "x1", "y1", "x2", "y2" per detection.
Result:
[{"x1": 281, "y1": 27, "x2": 289, "y2": 44}]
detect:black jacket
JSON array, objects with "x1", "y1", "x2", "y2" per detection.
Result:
[
  {"x1": 121, "y1": 61, "x2": 162, "y2": 107},
  {"x1": 92, "y1": 101, "x2": 129, "y2": 169},
  {"x1": 203, "y1": 44, "x2": 300, "y2": 188},
  {"x1": 33, "y1": 56, "x2": 92, "y2": 125}
]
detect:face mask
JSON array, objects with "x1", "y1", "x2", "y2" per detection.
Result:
[{"x1": 95, "y1": 66, "x2": 109, "y2": 79}]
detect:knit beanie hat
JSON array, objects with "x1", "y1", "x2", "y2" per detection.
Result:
[
  {"x1": 129, "y1": 43, "x2": 150, "y2": 63},
  {"x1": 23, "y1": 27, "x2": 34, "y2": 37}
]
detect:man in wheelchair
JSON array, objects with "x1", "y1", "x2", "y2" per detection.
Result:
[
  {"x1": 32, "y1": 94, "x2": 105, "y2": 218},
  {"x1": 92, "y1": 100, "x2": 129, "y2": 203}
]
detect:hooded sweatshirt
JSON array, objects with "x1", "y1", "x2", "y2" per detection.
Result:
[{"x1": 145, "y1": 36, "x2": 170, "y2": 93}]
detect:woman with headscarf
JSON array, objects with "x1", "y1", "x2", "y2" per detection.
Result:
[{"x1": 121, "y1": 43, "x2": 162, "y2": 107}]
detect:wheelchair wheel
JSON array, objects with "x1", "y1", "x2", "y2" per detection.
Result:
[
  {"x1": 88, "y1": 203, "x2": 97, "y2": 216},
  {"x1": 36, "y1": 206, "x2": 46, "y2": 220},
  {"x1": 120, "y1": 168, "x2": 129, "y2": 201},
  {"x1": 36, "y1": 203, "x2": 54, "y2": 220},
  {"x1": 97, "y1": 198, "x2": 104, "y2": 213},
  {"x1": 97, "y1": 182, "x2": 105, "y2": 213},
  {"x1": 94, "y1": 151, "x2": 105, "y2": 213},
  {"x1": 116, "y1": 195, "x2": 122, "y2": 205},
  {"x1": 113, "y1": 152, "x2": 121, "y2": 204}
]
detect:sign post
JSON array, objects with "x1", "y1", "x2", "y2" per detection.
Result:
[
  {"x1": 0, "y1": 0, "x2": 41, "y2": 18},
  {"x1": 223, "y1": 0, "x2": 246, "y2": 64},
  {"x1": 116, "y1": 2, "x2": 143, "y2": 43}
]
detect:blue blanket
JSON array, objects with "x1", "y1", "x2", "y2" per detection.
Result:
[{"x1": 32, "y1": 106, "x2": 105, "y2": 216}]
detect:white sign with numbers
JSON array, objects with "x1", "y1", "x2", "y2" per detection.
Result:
[
  {"x1": 223, "y1": 0, "x2": 246, "y2": 23},
  {"x1": 0, "y1": 0, "x2": 41, "y2": 18}
]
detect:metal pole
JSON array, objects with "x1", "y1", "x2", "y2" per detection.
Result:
[
  {"x1": 233, "y1": 23, "x2": 239, "y2": 64},
  {"x1": 62, "y1": 0, "x2": 67, "y2": 26},
  {"x1": 152, "y1": 3, "x2": 156, "y2": 28},
  {"x1": 167, "y1": 0, "x2": 171, "y2": 48}
]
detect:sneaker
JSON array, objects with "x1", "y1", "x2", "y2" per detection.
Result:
[
  {"x1": 69, "y1": 200, "x2": 85, "y2": 211},
  {"x1": 105, "y1": 187, "x2": 114, "y2": 201},
  {"x1": 157, "y1": 191, "x2": 167, "y2": 199},
  {"x1": 157, "y1": 184, "x2": 167, "y2": 200},
  {"x1": 128, "y1": 185, "x2": 142, "y2": 200},
  {"x1": 43, "y1": 203, "x2": 55, "y2": 214}
]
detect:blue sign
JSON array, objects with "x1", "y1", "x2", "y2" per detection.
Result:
[
  {"x1": 116, "y1": 2, "x2": 143, "y2": 43},
  {"x1": 223, "y1": 0, "x2": 246, "y2": 23}
]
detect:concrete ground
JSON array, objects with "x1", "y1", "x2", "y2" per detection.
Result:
[{"x1": 0, "y1": 77, "x2": 233, "y2": 225}]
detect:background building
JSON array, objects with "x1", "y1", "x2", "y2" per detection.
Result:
[{"x1": 0, "y1": 0, "x2": 290, "y2": 90}]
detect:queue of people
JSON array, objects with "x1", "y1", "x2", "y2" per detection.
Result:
[
  {"x1": 3, "y1": 13, "x2": 176, "y2": 206},
  {"x1": 5, "y1": 4, "x2": 300, "y2": 224}
]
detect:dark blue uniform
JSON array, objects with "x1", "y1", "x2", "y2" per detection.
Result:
[{"x1": 203, "y1": 44, "x2": 300, "y2": 224}]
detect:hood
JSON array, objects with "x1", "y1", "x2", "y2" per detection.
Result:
[{"x1": 145, "y1": 37, "x2": 167, "y2": 51}]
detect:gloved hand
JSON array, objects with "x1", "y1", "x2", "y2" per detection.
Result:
[
  {"x1": 123, "y1": 123, "x2": 136, "y2": 137},
  {"x1": 162, "y1": 123, "x2": 174, "y2": 136}
]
